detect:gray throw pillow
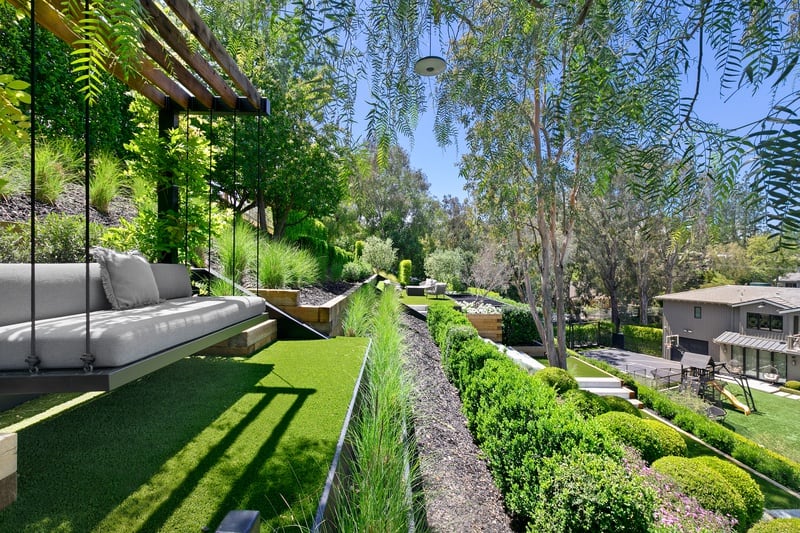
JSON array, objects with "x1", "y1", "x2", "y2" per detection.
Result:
[{"x1": 92, "y1": 247, "x2": 162, "y2": 310}]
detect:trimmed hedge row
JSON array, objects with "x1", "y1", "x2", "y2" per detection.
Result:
[
  {"x1": 579, "y1": 354, "x2": 800, "y2": 492},
  {"x1": 621, "y1": 324, "x2": 663, "y2": 356}
]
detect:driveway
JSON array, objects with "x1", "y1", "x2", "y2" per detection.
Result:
[{"x1": 582, "y1": 348, "x2": 681, "y2": 381}]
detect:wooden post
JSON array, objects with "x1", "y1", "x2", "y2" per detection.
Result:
[{"x1": 0, "y1": 433, "x2": 17, "y2": 510}]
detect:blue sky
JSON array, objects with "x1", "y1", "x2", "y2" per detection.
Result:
[{"x1": 359, "y1": 63, "x2": 792, "y2": 203}]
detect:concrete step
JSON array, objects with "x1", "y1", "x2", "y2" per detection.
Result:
[
  {"x1": 575, "y1": 377, "x2": 623, "y2": 389},
  {"x1": 628, "y1": 399, "x2": 644, "y2": 409},
  {"x1": 581, "y1": 386, "x2": 636, "y2": 399}
]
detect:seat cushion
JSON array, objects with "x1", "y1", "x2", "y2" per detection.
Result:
[{"x1": 0, "y1": 296, "x2": 266, "y2": 370}]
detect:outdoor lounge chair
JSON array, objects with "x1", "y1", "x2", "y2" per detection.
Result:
[{"x1": 425, "y1": 282, "x2": 447, "y2": 299}]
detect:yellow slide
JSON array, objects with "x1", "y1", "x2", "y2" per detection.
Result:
[{"x1": 710, "y1": 381, "x2": 751, "y2": 415}]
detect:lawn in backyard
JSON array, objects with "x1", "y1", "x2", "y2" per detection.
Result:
[
  {"x1": 716, "y1": 383, "x2": 800, "y2": 464},
  {"x1": 0, "y1": 337, "x2": 367, "y2": 533}
]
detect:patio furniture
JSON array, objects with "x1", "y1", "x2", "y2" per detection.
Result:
[
  {"x1": 706, "y1": 405, "x2": 727, "y2": 422},
  {"x1": 406, "y1": 278, "x2": 435, "y2": 297},
  {"x1": 426, "y1": 282, "x2": 447, "y2": 299}
]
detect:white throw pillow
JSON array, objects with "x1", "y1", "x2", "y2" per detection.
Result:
[{"x1": 92, "y1": 247, "x2": 162, "y2": 310}]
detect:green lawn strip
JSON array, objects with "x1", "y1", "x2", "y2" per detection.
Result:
[
  {"x1": 641, "y1": 411, "x2": 800, "y2": 510},
  {"x1": 0, "y1": 393, "x2": 85, "y2": 430},
  {"x1": 535, "y1": 356, "x2": 614, "y2": 378},
  {"x1": 0, "y1": 338, "x2": 367, "y2": 533},
  {"x1": 716, "y1": 384, "x2": 800, "y2": 464},
  {"x1": 398, "y1": 293, "x2": 456, "y2": 306}
]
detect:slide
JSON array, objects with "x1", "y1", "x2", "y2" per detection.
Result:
[{"x1": 710, "y1": 381, "x2": 751, "y2": 415}]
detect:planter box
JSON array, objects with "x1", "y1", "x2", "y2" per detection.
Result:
[
  {"x1": 0, "y1": 433, "x2": 17, "y2": 511},
  {"x1": 467, "y1": 313, "x2": 502, "y2": 342},
  {"x1": 200, "y1": 316, "x2": 277, "y2": 356},
  {"x1": 254, "y1": 289, "x2": 299, "y2": 307}
]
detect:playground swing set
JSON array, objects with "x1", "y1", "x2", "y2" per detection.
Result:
[{"x1": 676, "y1": 349, "x2": 757, "y2": 418}]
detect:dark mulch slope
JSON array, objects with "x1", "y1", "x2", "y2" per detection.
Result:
[{"x1": 401, "y1": 309, "x2": 514, "y2": 532}]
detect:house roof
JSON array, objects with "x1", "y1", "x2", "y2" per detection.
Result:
[
  {"x1": 713, "y1": 331, "x2": 786, "y2": 352},
  {"x1": 779, "y1": 272, "x2": 800, "y2": 282},
  {"x1": 656, "y1": 285, "x2": 800, "y2": 310}
]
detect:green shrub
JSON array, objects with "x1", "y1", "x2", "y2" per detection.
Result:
[
  {"x1": 398, "y1": 259, "x2": 412, "y2": 286},
  {"x1": 446, "y1": 334, "x2": 501, "y2": 392},
  {"x1": 361, "y1": 236, "x2": 396, "y2": 274},
  {"x1": 527, "y1": 451, "x2": 657, "y2": 533},
  {"x1": 562, "y1": 389, "x2": 609, "y2": 418},
  {"x1": 341, "y1": 260, "x2": 372, "y2": 282},
  {"x1": 748, "y1": 518, "x2": 800, "y2": 532},
  {"x1": 596, "y1": 411, "x2": 665, "y2": 463},
  {"x1": 502, "y1": 305, "x2": 540, "y2": 345},
  {"x1": 531, "y1": 366, "x2": 578, "y2": 395},
  {"x1": 32, "y1": 137, "x2": 81, "y2": 204},
  {"x1": 89, "y1": 151, "x2": 125, "y2": 213},
  {"x1": 731, "y1": 433, "x2": 800, "y2": 491},
  {"x1": 621, "y1": 324, "x2": 663, "y2": 356},
  {"x1": 216, "y1": 218, "x2": 257, "y2": 284},
  {"x1": 603, "y1": 395, "x2": 643, "y2": 417},
  {"x1": 784, "y1": 380, "x2": 800, "y2": 391},
  {"x1": 652, "y1": 456, "x2": 748, "y2": 531},
  {"x1": 694, "y1": 456, "x2": 763, "y2": 531},
  {"x1": 426, "y1": 303, "x2": 473, "y2": 347},
  {"x1": 642, "y1": 419, "x2": 687, "y2": 458},
  {"x1": 257, "y1": 239, "x2": 320, "y2": 288},
  {"x1": 424, "y1": 248, "x2": 468, "y2": 291},
  {"x1": 354, "y1": 239, "x2": 364, "y2": 259}
]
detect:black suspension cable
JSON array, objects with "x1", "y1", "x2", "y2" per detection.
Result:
[
  {"x1": 207, "y1": 103, "x2": 214, "y2": 272},
  {"x1": 256, "y1": 112, "x2": 262, "y2": 293},
  {"x1": 80, "y1": 0, "x2": 94, "y2": 372},
  {"x1": 184, "y1": 106, "x2": 190, "y2": 266},
  {"x1": 26, "y1": 0, "x2": 39, "y2": 373},
  {"x1": 231, "y1": 108, "x2": 237, "y2": 295}
]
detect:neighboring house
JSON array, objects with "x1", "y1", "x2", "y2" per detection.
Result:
[
  {"x1": 656, "y1": 285, "x2": 800, "y2": 383},
  {"x1": 777, "y1": 272, "x2": 800, "y2": 287}
]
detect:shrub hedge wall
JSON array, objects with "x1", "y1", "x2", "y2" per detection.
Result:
[{"x1": 621, "y1": 324, "x2": 663, "y2": 356}]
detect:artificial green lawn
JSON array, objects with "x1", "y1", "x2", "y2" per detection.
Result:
[
  {"x1": 0, "y1": 337, "x2": 367, "y2": 533},
  {"x1": 717, "y1": 384, "x2": 800, "y2": 464},
  {"x1": 535, "y1": 356, "x2": 613, "y2": 378}
]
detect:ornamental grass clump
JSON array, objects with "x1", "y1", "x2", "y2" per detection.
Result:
[
  {"x1": 257, "y1": 239, "x2": 320, "y2": 288},
  {"x1": 216, "y1": 217, "x2": 257, "y2": 284},
  {"x1": 89, "y1": 151, "x2": 125, "y2": 213},
  {"x1": 341, "y1": 285, "x2": 376, "y2": 337}
]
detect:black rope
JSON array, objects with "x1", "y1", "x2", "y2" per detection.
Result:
[
  {"x1": 81, "y1": 0, "x2": 94, "y2": 373},
  {"x1": 184, "y1": 106, "x2": 190, "y2": 266},
  {"x1": 26, "y1": 0, "x2": 39, "y2": 374}
]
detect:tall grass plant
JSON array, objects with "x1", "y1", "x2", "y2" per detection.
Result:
[
  {"x1": 257, "y1": 239, "x2": 320, "y2": 288},
  {"x1": 89, "y1": 151, "x2": 126, "y2": 213},
  {"x1": 32, "y1": 138, "x2": 82, "y2": 204},
  {"x1": 216, "y1": 217, "x2": 257, "y2": 284}
]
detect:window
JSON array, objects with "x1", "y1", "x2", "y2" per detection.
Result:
[
  {"x1": 746, "y1": 312, "x2": 783, "y2": 332},
  {"x1": 694, "y1": 306, "x2": 702, "y2": 319}
]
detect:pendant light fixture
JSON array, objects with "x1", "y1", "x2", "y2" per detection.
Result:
[{"x1": 414, "y1": 11, "x2": 445, "y2": 76}]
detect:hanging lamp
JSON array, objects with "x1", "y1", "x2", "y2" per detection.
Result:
[{"x1": 414, "y1": 12, "x2": 445, "y2": 76}]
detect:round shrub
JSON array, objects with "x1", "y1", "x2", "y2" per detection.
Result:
[
  {"x1": 341, "y1": 260, "x2": 371, "y2": 282},
  {"x1": 398, "y1": 259, "x2": 412, "y2": 286},
  {"x1": 562, "y1": 389, "x2": 609, "y2": 418},
  {"x1": 748, "y1": 518, "x2": 800, "y2": 532},
  {"x1": 603, "y1": 395, "x2": 643, "y2": 417},
  {"x1": 642, "y1": 419, "x2": 687, "y2": 458},
  {"x1": 784, "y1": 380, "x2": 800, "y2": 391},
  {"x1": 596, "y1": 411, "x2": 663, "y2": 463},
  {"x1": 694, "y1": 456, "x2": 763, "y2": 531},
  {"x1": 531, "y1": 366, "x2": 578, "y2": 395},
  {"x1": 652, "y1": 456, "x2": 748, "y2": 531},
  {"x1": 528, "y1": 451, "x2": 657, "y2": 532}
]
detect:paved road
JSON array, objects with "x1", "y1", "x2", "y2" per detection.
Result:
[{"x1": 582, "y1": 348, "x2": 681, "y2": 380}]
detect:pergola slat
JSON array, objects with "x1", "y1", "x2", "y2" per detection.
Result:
[{"x1": 164, "y1": 0, "x2": 262, "y2": 111}]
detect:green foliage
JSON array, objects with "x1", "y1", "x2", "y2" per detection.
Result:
[
  {"x1": 354, "y1": 240, "x2": 364, "y2": 259},
  {"x1": 596, "y1": 411, "x2": 665, "y2": 464},
  {"x1": 424, "y1": 248, "x2": 468, "y2": 291},
  {"x1": 257, "y1": 239, "x2": 320, "y2": 288},
  {"x1": 603, "y1": 395, "x2": 643, "y2": 417},
  {"x1": 621, "y1": 324, "x2": 663, "y2": 357},
  {"x1": 748, "y1": 518, "x2": 800, "y2": 532},
  {"x1": 531, "y1": 366, "x2": 578, "y2": 395},
  {"x1": 694, "y1": 456, "x2": 763, "y2": 531},
  {"x1": 652, "y1": 456, "x2": 748, "y2": 532},
  {"x1": 527, "y1": 451, "x2": 657, "y2": 533},
  {"x1": 31, "y1": 138, "x2": 82, "y2": 204},
  {"x1": 0, "y1": 139, "x2": 26, "y2": 198},
  {"x1": 216, "y1": 218, "x2": 258, "y2": 284},
  {"x1": 0, "y1": 214, "x2": 104, "y2": 263},
  {"x1": 341, "y1": 285, "x2": 377, "y2": 337},
  {"x1": 561, "y1": 389, "x2": 610, "y2": 418},
  {"x1": 89, "y1": 151, "x2": 125, "y2": 213},
  {"x1": 398, "y1": 259, "x2": 412, "y2": 286},
  {"x1": 641, "y1": 419, "x2": 687, "y2": 459},
  {"x1": 341, "y1": 261, "x2": 372, "y2": 282},
  {"x1": 730, "y1": 433, "x2": 800, "y2": 491},
  {"x1": 502, "y1": 305, "x2": 540, "y2": 345},
  {"x1": 361, "y1": 235, "x2": 397, "y2": 274},
  {"x1": 784, "y1": 380, "x2": 800, "y2": 391},
  {"x1": 426, "y1": 303, "x2": 473, "y2": 347},
  {"x1": 0, "y1": 74, "x2": 30, "y2": 143},
  {"x1": 442, "y1": 332, "x2": 498, "y2": 392}
]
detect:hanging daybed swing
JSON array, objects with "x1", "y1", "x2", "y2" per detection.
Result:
[{"x1": 0, "y1": 0, "x2": 300, "y2": 395}]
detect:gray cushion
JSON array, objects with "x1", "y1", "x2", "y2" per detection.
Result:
[
  {"x1": 150, "y1": 263, "x2": 193, "y2": 300},
  {"x1": 0, "y1": 263, "x2": 110, "y2": 327},
  {"x1": 92, "y1": 247, "x2": 162, "y2": 310},
  {"x1": 0, "y1": 296, "x2": 266, "y2": 370}
]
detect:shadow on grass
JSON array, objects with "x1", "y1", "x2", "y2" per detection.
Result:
[{"x1": 0, "y1": 356, "x2": 323, "y2": 532}]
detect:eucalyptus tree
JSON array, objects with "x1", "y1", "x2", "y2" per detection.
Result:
[{"x1": 437, "y1": 0, "x2": 668, "y2": 368}]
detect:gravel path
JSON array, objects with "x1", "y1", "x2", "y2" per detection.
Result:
[{"x1": 400, "y1": 309, "x2": 514, "y2": 532}]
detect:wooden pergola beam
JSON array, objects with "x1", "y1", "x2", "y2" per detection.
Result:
[
  {"x1": 164, "y1": 0, "x2": 262, "y2": 111},
  {"x1": 8, "y1": 0, "x2": 167, "y2": 108},
  {"x1": 140, "y1": 0, "x2": 240, "y2": 110}
]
